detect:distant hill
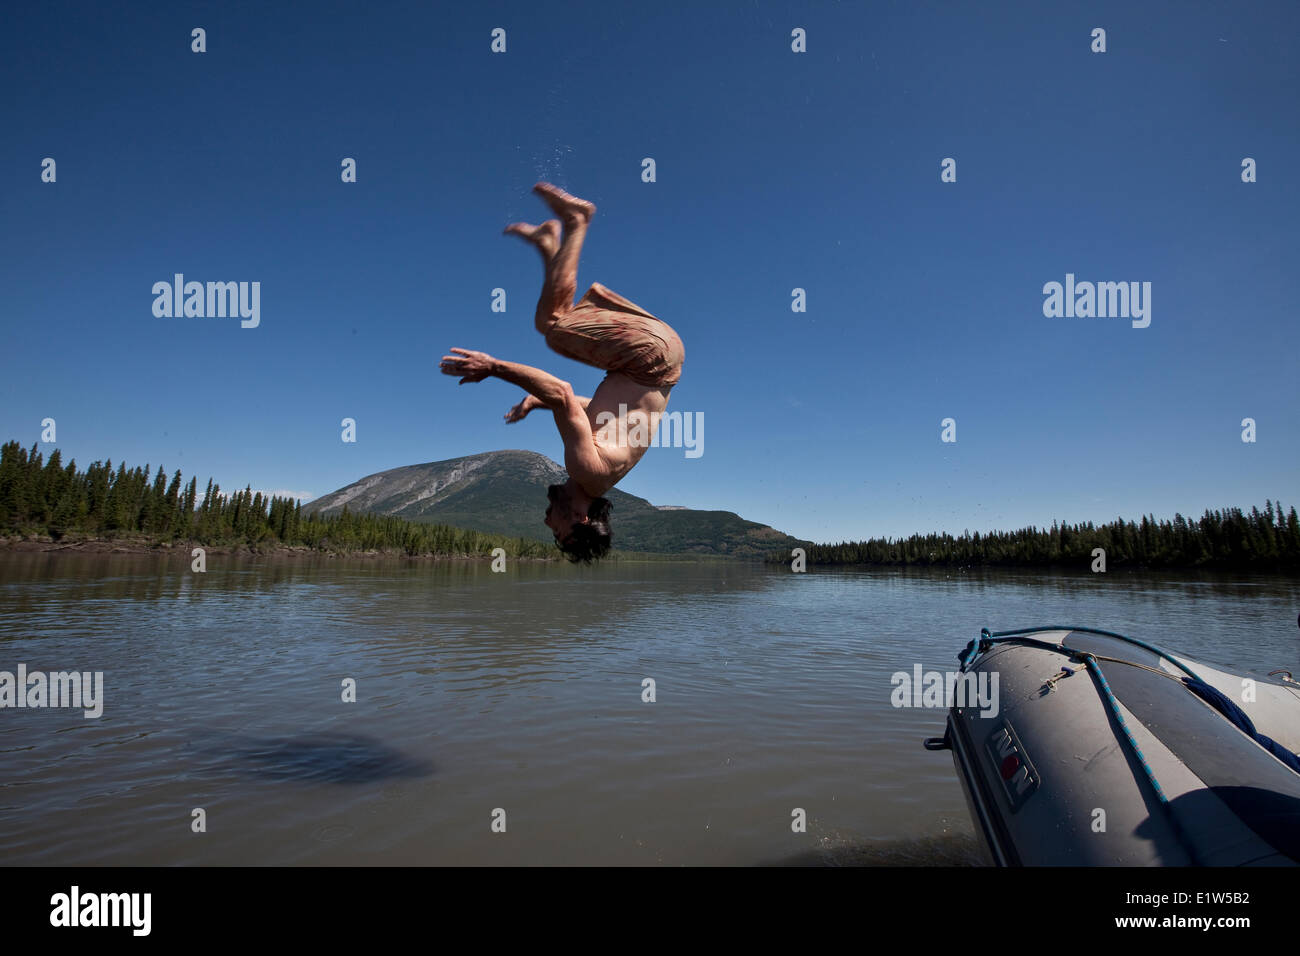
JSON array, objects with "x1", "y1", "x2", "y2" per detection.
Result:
[{"x1": 304, "y1": 449, "x2": 802, "y2": 557}]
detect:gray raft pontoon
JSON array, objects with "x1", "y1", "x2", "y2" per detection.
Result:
[{"x1": 926, "y1": 626, "x2": 1300, "y2": 866}]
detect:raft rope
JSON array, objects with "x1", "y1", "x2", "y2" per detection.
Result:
[
  {"x1": 959, "y1": 626, "x2": 1206, "y2": 864},
  {"x1": 959, "y1": 625, "x2": 1204, "y2": 683}
]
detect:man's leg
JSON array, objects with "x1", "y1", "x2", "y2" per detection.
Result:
[
  {"x1": 504, "y1": 219, "x2": 566, "y2": 334},
  {"x1": 501, "y1": 183, "x2": 680, "y2": 387},
  {"x1": 504, "y1": 183, "x2": 596, "y2": 334},
  {"x1": 503, "y1": 219, "x2": 560, "y2": 265}
]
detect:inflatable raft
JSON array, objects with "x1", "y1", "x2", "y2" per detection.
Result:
[{"x1": 925, "y1": 626, "x2": 1300, "y2": 866}]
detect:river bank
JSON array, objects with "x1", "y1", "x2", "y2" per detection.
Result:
[
  {"x1": 0, "y1": 533, "x2": 554, "y2": 562},
  {"x1": 0, "y1": 533, "x2": 735, "y2": 563}
]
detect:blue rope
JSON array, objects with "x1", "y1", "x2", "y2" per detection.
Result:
[
  {"x1": 1080, "y1": 652, "x2": 1200, "y2": 865},
  {"x1": 961, "y1": 624, "x2": 1203, "y2": 682}
]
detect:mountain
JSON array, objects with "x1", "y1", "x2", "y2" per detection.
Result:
[{"x1": 303, "y1": 449, "x2": 802, "y2": 557}]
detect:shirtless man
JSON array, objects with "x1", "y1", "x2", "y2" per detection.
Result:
[{"x1": 439, "y1": 183, "x2": 685, "y2": 563}]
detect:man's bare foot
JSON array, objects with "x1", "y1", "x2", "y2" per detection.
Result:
[
  {"x1": 533, "y1": 182, "x2": 596, "y2": 225},
  {"x1": 504, "y1": 219, "x2": 561, "y2": 258}
]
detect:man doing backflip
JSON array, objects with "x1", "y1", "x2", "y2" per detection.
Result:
[{"x1": 440, "y1": 183, "x2": 685, "y2": 562}]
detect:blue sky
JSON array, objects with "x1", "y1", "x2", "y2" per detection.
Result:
[{"x1": 2, "y1": 0, "x2": 1296, "y2": 542}]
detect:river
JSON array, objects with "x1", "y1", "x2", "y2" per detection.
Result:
[{"x1": 1, "y1": 553, "x2": 1296, "y2": 865}]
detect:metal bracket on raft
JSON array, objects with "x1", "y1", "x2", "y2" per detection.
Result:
[{"x1": 923, "y1": 730, "x2": 952, "y2": 751}]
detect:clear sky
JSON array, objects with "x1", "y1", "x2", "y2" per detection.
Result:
[{"x1": 2, "y1": 0, "x2": 1296, "y2": 542}]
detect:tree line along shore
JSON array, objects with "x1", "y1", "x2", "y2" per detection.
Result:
[
  {"x1": 768, "y1": 503, "x2": 1300, "y2": 572},
  {"x1": 0, "y1": 440, "x2": 552, "y2": 559},
  {"x1": 3, "y1": 440, "x2": 1296, "y2": 571}
]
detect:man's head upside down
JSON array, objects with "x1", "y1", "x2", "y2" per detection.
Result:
[{"x1": 546, "y1": 483, "x2": 612, "y2": 563}]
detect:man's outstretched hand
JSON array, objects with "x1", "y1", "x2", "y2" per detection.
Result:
[
  {"x1": 440, "y1": 348, "x2": 494, "y2": 384},
  {"x1": 504, "y1": 396, "x2": 537, "y2": 423}
]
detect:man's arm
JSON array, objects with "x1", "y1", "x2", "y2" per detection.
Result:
[
  {"x1": 517, "y1": 393, "x2": 590, "y2": 414},
  {"x1": 498, "y1": 363, "x2": 604, "y2": 481},
  {"x1": 489, "y1": 362, "x2": 604, "y2": 480},
  {"x1": 488, "y1": 358, "x2": 573, "y2": 408},
  {"x1": 440, "y1": 348, "x2": 605, "y2": 482},
  {"x1": 442, "y1": 348, "x2": 588, "y2": 409}
]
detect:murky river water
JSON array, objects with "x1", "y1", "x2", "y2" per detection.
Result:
[{"x1": 1, "y1": 553, "x2": 1296, "y2": 865}]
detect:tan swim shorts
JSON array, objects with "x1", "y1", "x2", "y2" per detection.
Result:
[{"x1": 544, "y1": 282, "x2": 685, "y2": 389}]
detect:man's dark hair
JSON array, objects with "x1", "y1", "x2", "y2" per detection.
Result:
[{"x1": 558, "y1": 494, "x2": 612, "y2": 563}]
